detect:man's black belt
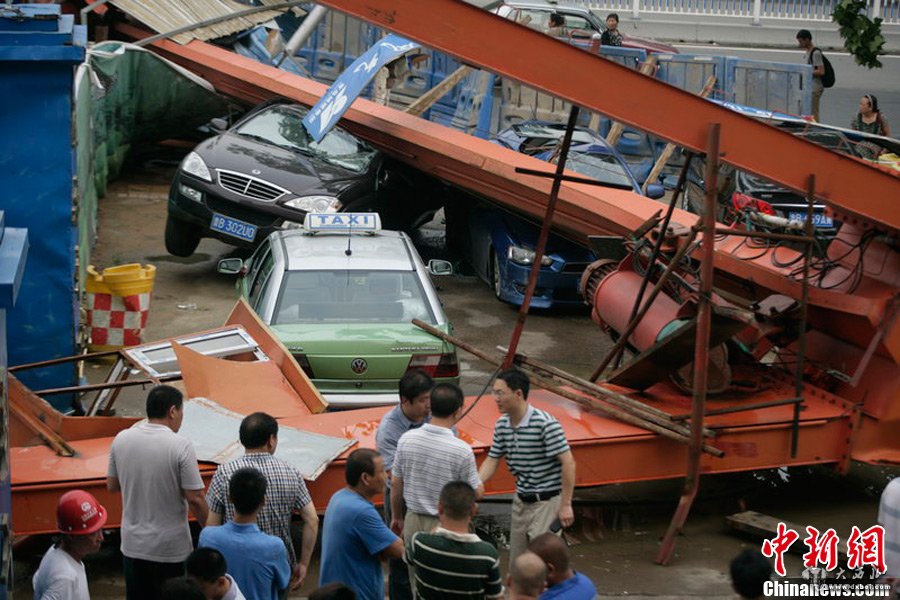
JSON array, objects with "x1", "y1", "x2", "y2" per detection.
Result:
[{"x1": 517, "y1": 490, "x2": 561, "y2": 503}]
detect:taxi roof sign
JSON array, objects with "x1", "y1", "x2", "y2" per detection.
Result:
[{"x1": 304, "y1": 213, "x2": 382, "y2": 234}]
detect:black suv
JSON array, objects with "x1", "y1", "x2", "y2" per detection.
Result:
[{"x1": 166, "y1": 101, "x2": 436, "y2": 257}]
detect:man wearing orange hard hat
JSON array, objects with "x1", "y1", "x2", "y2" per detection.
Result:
[{"x1": 32, "y1": 489, "x2": 108, "y2": 600}]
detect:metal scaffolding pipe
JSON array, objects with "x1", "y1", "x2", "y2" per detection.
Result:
[
  {"x1": 656, "y1": 123, "x2": 720, "y2": 566},
  {"x1": 503, "y1": 106, "x2": 580, "y2": 368}
]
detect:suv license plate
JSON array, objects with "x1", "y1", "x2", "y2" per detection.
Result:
[
  {"x1": 788, "y1": 212, "x2": 833, "y2": 228},
  {"x1": 210, "y1": 213, "x2": 257, "y2": 242}
]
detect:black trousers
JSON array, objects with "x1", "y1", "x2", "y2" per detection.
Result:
[{"x1": 123, "y1": 556, "x2": 185, "y2": 600}]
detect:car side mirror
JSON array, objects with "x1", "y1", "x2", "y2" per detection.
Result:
[
  {"x1": 427, "y1": 259, "x2": 453, "y2": 276},
  {"x1": 217, "y1": 258, "x2": 244, "y2": 275},
  {"x1": 209, "y1": 117, "x2": 228, "y2": 133},
  {"x1": 646, "y1": 184, "x2": 665, "y2": 200}
]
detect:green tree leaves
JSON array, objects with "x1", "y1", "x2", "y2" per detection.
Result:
[{"x1": 833, "y1": 0, "x2": 885, "y2": 68}]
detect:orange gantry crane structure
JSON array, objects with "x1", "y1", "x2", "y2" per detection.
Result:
[{"x1": 9, "y1": 0, "x2": 898, "y2": 565}]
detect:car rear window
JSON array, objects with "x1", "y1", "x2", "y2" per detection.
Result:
[
  {"x1": 235, "y1": 106, "x2": 377, "y2": 173},
  {"x1": 272, "y1": 270, "x2": 437, "y2": 325},
  {"x1": 566, "y1": 151, "x2": 636, "y2": 190}
]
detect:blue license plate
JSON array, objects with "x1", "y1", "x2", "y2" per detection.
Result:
[
  {"x1": 788, "y1": 212, "x2": 833, "y2": 228},
  {"x1": 210, "y1": 213, "x2": 257, "y2": 242}
]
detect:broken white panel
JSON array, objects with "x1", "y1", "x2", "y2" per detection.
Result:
[
  {"x1": 125, "y1": 326, "x2": 267, "y2": 378},
  {"x1": 181, "y1": 397, "x2": 355, "y2": 480}
]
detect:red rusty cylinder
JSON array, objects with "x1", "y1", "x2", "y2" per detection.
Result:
[{"x1": 589, "y1": 268, "x2": 684, "y2": 351}]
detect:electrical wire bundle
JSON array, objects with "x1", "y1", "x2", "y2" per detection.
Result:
[{"x1": 723, "y1": 206, "x2": 881, "y2": 294}]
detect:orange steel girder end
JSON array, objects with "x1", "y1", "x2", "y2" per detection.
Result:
[{"x1": 314, "y1": 0, "x2": 900, "y2": 233}]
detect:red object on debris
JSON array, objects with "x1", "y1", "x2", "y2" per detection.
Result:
[{"x1": 732, "y1": 192, "x2": 776, "y2": 215}]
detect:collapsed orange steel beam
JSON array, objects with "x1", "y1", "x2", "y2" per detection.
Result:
[
  {"x1": 311, "y1": 0, "x2": 899, "y2": 233},
  {"x1": 125, "y1": 28, "x2": 897, "y2": 352}
]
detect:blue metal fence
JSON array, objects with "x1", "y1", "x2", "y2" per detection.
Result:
[
  {"x1": 656, "y1": 53, "x2": 726, "y2": 98},
  {"x1": 723, "y1": 56, "x2": 811, "y2": 115}
]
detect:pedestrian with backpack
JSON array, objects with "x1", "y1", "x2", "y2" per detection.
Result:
[{"x1": 796, "y1": 29, "x2": 833, "y2": 122}]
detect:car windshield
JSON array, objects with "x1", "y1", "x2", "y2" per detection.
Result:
[
  {"x1": 234, "y1": 106, "x2": 377, "y2": 173},
  {"x1": 272, "y1": 270, "x2": 436, "y2": 325},
  {"x1": 565, "y1": 151, "x2": 637, "y2": 190}
]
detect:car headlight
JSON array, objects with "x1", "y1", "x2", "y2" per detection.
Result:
[
  {"x1": 180, "y1": 151, "x2": 212, "y2": 182},
  {"x1": 283, "y1": 196, "x2": 342, "y2": 213},
  {"x1": 508, "y1": 246, "x2": 553, "y2": 267}
]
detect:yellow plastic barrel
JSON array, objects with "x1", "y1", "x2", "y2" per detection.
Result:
[{"x1": 85, "y1": 264, "x2": 156, "y2": 352}]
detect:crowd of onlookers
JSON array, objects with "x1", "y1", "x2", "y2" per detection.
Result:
[{"x1": 29, "y1": 373, "x2": 899, "y2": 599}]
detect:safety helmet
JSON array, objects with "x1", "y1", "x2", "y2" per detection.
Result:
[{"x1": 57, "y1": 490, "x2": 107, "y2": 535}]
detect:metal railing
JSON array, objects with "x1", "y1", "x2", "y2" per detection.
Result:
[{"x1": 569, "y1": 0, "x2": 899, "y2": 24}]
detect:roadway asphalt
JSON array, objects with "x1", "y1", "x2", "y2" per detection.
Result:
[{"x1": 674, "y1": 43, "x2": 900, "y2": 129}]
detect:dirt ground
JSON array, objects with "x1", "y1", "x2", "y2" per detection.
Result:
[{"x1": 13, "y1": 162, "x2": 896, "y2": 599}]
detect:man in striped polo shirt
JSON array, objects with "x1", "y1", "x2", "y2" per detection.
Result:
[
  {"x1": 391, "y1": 383, "x2": 484, "y2": 587},
  {"x1": 479, "y1": 368, "x2": 576, "y2": 565},
  {"x1": 407, "y1": 481, "x2": 503, "y2": 599}
]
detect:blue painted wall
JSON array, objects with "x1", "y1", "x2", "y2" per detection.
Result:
[
  {"x1": 0, "y1": 216, "x2": 30, "y2": 600},
  {"x1": 0, "y1": 5, "x2": 84, "y2": 406}
]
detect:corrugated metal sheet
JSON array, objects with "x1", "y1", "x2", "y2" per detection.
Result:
[
  {"x1": 110, "y1": 0, "x2": 301, "y2": 44},
  {"x1": 182, "y1": 398, "x2": 355, "y2": 480}
]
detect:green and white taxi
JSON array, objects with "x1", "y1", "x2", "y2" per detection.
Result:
[{"x1": 218, "y1": 213, "x2": 458, "y2": 408}]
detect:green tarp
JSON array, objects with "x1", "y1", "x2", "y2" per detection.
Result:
[{"x1": 74, "y1": 41, "x2": 236, "y2": 286}]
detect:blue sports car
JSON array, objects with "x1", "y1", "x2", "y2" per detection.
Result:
[{"x1": 460, "y1": 121, "x2": 664, "y2": 309}]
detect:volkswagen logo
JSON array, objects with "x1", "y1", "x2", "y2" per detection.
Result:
[{"x1": 350, "y1": 358, "x2": 368, "y2": 374}]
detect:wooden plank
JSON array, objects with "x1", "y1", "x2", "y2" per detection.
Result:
[
  {"x1": 605, "y1": 56, "x2": 658, "y2": 146},
  {"x1": 726, "y1": 510, "x2": 849, "y2": 560},
  {"x1": 642, "y1": 75, "x2": 717, "y2": 194},
  {"x1": 406, "y1": 65, "x2": 473, "y2": 117}
]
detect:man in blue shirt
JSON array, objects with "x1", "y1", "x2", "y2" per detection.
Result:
[
  {"x1": 199, "y1": 468, "x2": 290, "y2": 600},
  {"x1": 528, "y1": 533, "x2": 597, "y2": 600},
  {"x1": 320, "y1": 448, "x2": 404, "y2": 600}
]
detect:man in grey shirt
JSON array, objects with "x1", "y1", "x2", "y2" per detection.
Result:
[
  {"x1": 108, "y1": 385, "x2": 208, "y2": 600},
  {"x1": 797, "y1": 29, "x2": 825, "y2": 122},
  {"x1": 375, "y1": 369, "x2": 434, "y2": 600}
]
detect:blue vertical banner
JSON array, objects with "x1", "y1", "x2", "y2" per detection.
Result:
[{"x1": 303, "y1": 33, "x2": 419, "y2": 142}]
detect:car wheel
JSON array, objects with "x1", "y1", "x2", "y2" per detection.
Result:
[
  {"x1": 491, "y1": 250, "x2": 503, "y2": 300},
  {"x1": 165, "y1": 216, "x2": 201, "y2": 257}
]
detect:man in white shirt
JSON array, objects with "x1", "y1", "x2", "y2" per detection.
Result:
[
  {"x1": 390, "y1": 383, "x2": 483, "y2": 587},
  {"x1": 33, "y1": 490, "x2": 108, "y2": 600},
  {"x1": 107, "y1": 385, "x2": 208, "y2": 600}
]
